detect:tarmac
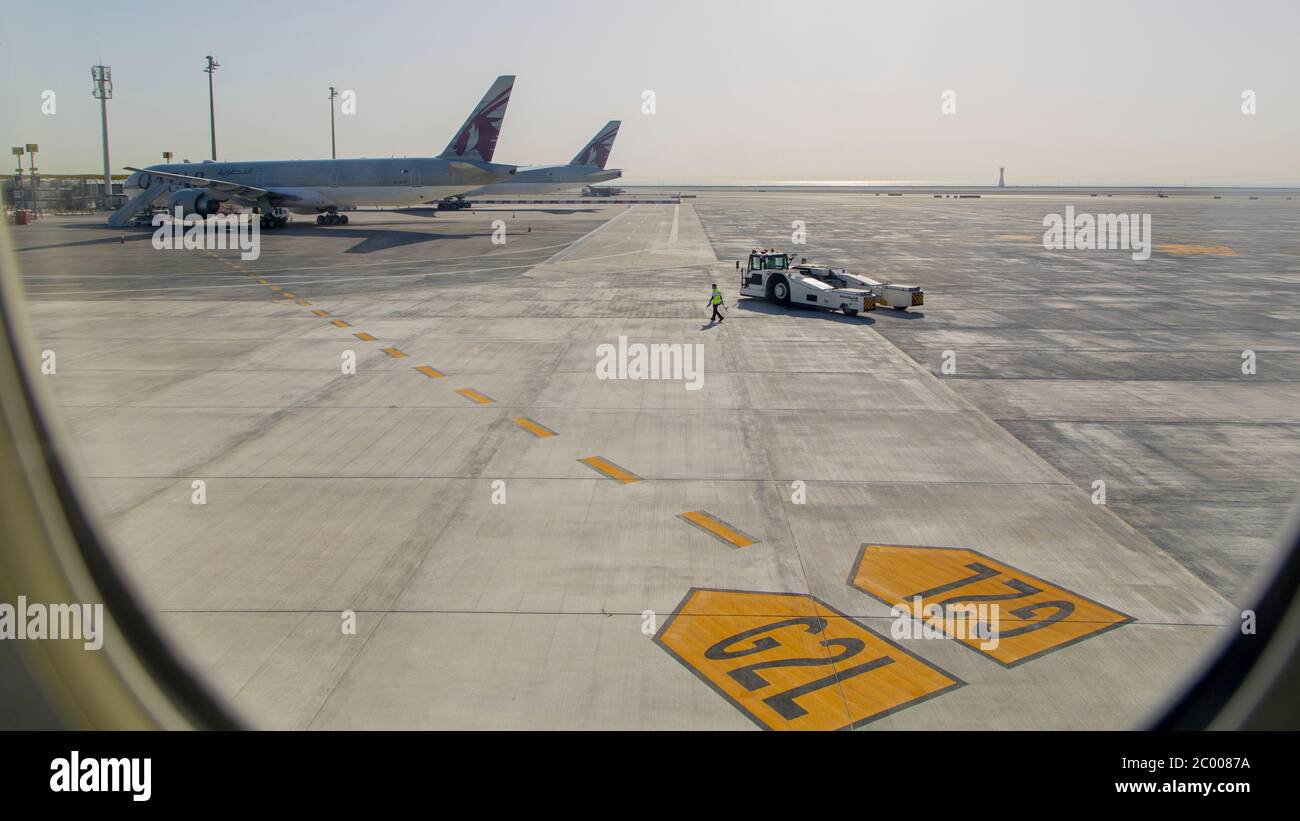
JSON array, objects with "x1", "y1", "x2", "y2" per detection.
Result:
[{"x1": 9, "y1": 192, "x2": 1297, "y2": 729}]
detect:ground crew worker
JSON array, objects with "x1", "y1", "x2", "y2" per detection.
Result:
[{"x1": 708, "y1": 283, "x2": 724, "y2": 323}]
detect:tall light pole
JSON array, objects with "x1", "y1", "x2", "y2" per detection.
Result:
[
  {"x1": 203, "y1": 56, "x2": 219, "y2": 160},
  {"x1": 328, "y1": 86, "x2": 339, "y2": 159},
  {"x1": 11, "y1": 147, "x2": 24, "y2": 211},
  {"x1": 25, "y1": 144, "x2": 38, "y2": 215},
  {"x1": 91, "y1": 65, "x2": 112, "y2": 210}
]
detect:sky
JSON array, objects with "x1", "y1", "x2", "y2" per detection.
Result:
[{"x1": 1, "y1": 0, "x2": 1297, "y2": 185}]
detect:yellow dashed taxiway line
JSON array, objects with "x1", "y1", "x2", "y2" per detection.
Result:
[
  {"x1": 456, "y1": 388, "x2": 494, "y2": 405},
  {"x1": 281, "y1": 291, "x2": 295, "y2": 298},
  {"x1": 678, "y1": 510, "x2": 757, "y2": 548},
  {"x1": 1155, "y1": 243, "x2": 1238, "y2": 257},
  {"x1": 331, "y1": 319, "x2": 351, "y2": 328},
  {"x1": 381, "y1": 346, "x2": 407, "y2": 359},
  {"x1": 415, "y1": 365, "x2": 445, "y2": 379},
  {"x1": 312, "y1": 309, "x2": 330, "y2": 317},
  {"x1": 354, "y1": 332, "x2": 376, "y2": 342},
  {"x1": 578, "y1": 455, "x2": 641, "y2": 484},
  {"x1": 513, "y1": 417, "x2": 557, "y2": 438},
  {"x1": 297, "y1": 299, "x2": 311, "y2": 306}
]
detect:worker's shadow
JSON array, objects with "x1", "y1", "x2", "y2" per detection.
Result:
[{"x1": 731, "y1": 298, "x2": 876, "y2": 325}]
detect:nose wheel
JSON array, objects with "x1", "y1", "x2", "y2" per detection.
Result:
[
  {"x1": 316, "y1": 212, "x2": 349, "y2": 226},
  {"x1": 259, "y1": 215, "x2": 289, "y2": 229}
]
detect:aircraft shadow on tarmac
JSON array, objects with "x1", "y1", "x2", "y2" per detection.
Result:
[{"x1": 731, "y1": 297, "x2": 878, "y2": 325}]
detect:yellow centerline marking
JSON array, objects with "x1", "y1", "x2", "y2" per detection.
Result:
[
  {"x1": 297, "y1": 299, "x2": 311, "y2": 306},
  {"x1": 312, "y1": 309, "x2": 329, "y2": 317},
  {"x1": 353, "y1": 332, "x2": 376, "y2": 341},
  {"x1": 381, "y1": 346, "x2": 407, "y2": 358},
  {"x1": 456, "y1": 388, "x2": 494, "y2": 404},
  {"x1": 513, "y1": 417, "x2": 557, "y2": 438},
  {"x1": 281, "y1": 291, "x2": 295, "y2": 298},
  {"x1": 678, "y1": 510, "x2": 757, "y2": 548},
  {"x1": 1155, "y1": 243, "x2": 1237, "y2": 256},
  {"x1": 415, "y1": 365, "x2": 445, "y2": 379},
  {"x1": 268, "y1": 284, "x2": 281, "y2": 291},
  {"x1": 331, "y1": 319, "x2": 351, "y2": 328},
  {"x1": 578, "y1": 455, "x2": 641, "y2": 484}
]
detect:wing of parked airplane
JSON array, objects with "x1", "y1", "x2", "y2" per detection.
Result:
[{"x1": 122, "y1": 167, "x2": 276, "y2": 201}]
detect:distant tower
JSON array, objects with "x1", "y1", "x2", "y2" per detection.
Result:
[{"x1": 997, "y1": 166, "x2": 1006, "y2": 188}]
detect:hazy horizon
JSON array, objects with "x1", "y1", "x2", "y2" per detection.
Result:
[{"x1": 2, "y1": 0, "x2": 1297, "y2": 185}]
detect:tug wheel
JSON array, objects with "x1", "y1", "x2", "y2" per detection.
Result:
[{"x1": 771, "y1": 277, "x2": 790, "y2": 305}]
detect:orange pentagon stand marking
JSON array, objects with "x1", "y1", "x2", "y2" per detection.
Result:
[
  {"x1": 577, "y1": 455, "x2": 640, "y2": 484},
  {"x1": 678, "y1": 510, "x2": 756, "y2": 548},
  {"x1": 414, "y1": 366, "x2": 445, "y2": 379},
  {"x1": 512, "y1": 417, "x2": 557, "y2": 438},
  {"x1": 847, "y1": 544, "x2": 1133, "y2": 668},
  {"x1": 654, "y1": 588, "x2": 963, "y2": 731}
]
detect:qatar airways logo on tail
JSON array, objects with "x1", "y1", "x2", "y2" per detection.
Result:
[
  {"x1": 576, "y1": 127, "x2": 619, "y2": 168},
  {"x1": 450, "y1": 88, "x2": 510, "y2": 161}
]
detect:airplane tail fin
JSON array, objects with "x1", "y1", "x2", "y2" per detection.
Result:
[
  {"x1": 570, "y1": 120, "x2": 621, "y2": 169},
  {"x1": 440, "y1": 75, "x2": 515, "y2": 163}
]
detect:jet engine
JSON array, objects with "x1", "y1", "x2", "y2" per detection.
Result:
[{"x1": 165, "y1": 188, "x2": 224, "y2": 217}]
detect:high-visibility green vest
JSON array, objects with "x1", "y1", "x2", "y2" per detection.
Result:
[{"x1": 711, "y1": 289, "x2": 722, "y2": 305}]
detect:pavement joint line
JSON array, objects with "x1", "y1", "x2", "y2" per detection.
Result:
[
  {"x1": 577, "y1": 455, "x2": 642, "y2": 484},
  {"x1": 512, "y1": 416, "x2": 558, "y2": 438},
  {"x1": 145, "y1": 608, "x2": 1235, "y2": 627},
  {"x1": 678, "y1": 510, "x2": 757, "y2": 548},
  {"x1": 456, "y1": 388, "x2": 494, "y2": 404}
]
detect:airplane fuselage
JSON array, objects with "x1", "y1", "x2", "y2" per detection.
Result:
[{"x1": 126, "y1": 157, "x2": 514, "y2": 212}]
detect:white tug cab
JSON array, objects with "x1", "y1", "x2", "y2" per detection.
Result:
[{"x1": 737, "y1": 250, "x2": 925, "y2": 316}]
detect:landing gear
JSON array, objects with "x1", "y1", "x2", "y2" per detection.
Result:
[{"x1": 316, "y1": 211, "x2": 349, "y2": 226}]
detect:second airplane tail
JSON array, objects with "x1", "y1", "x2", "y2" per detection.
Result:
[
  {"x1": 570, "y1": 120, "x2": 621, "y2": 169},
  {"x1": 441, "y1": 75, "x2": 515, "y2": 164}
]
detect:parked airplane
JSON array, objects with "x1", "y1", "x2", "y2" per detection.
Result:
[
  {"x1": 110, "y1": 76, "x2": 519, "y2": 228},
  {"x1": 457, "y1": 120, "x2": 622, "y2": 198}
]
